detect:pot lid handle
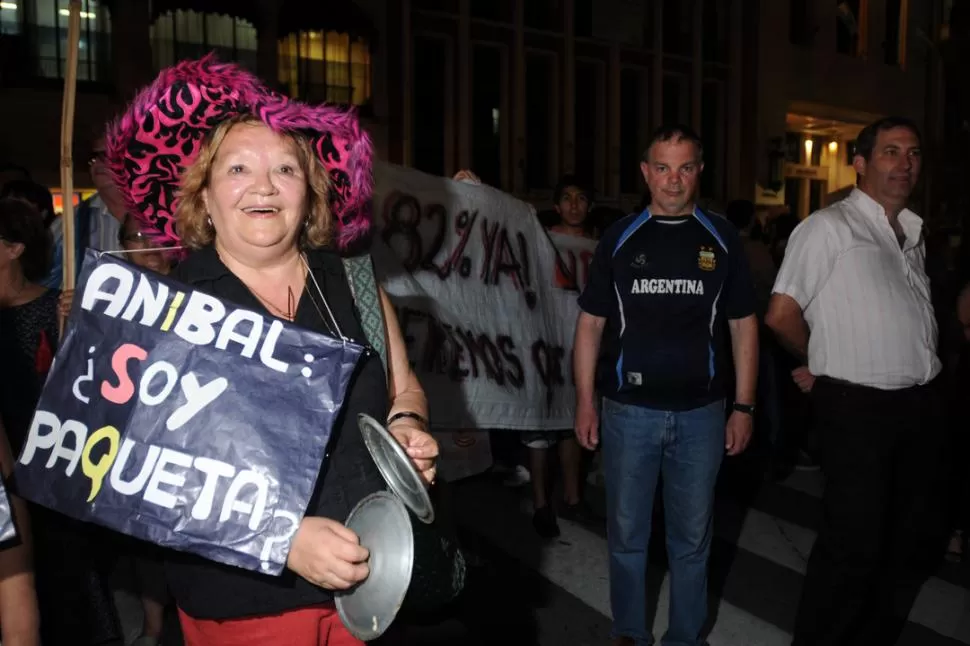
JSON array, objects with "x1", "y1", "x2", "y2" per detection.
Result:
[{"x1": 357, "y1": 414, "x2": 435, "y2": 524}]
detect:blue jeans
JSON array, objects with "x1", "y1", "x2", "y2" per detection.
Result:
[{"x1": 602, "y1": 398, "x2": 725, "y2": 646}]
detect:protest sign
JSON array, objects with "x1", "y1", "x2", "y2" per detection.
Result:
[
  {"x1": 371, "y1": 163, "x2": 599, "y2": 431},
  {"x1": 0, "y1": 479, "x2": 15, "y2": 543},
  {"x1": 15, "y1": 251, "x2": 363, "y2": 575}
]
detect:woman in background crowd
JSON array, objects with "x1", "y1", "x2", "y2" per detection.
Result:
[
  {"x1": 0, "y1": 197, "x2": 59, "y2": 461},
  {"x1": 0, "y1": 180, "x2": 58, "y2": 289},
  {"x1": 0, "y1": 198, "x2": 120, "y2": 645}
]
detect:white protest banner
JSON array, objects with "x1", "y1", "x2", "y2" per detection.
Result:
[{"x1": 371, "y1": 163, "x2": 598, "y2": 431}]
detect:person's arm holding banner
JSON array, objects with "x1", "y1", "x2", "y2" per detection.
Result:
[
  {"x1": 380, "y1": 288, "x2": 438, "y2": 484},
  {"x1": 58, "y1": 288, "x2": 74, "y2": 319},
  {"x1": 0, "y1": 418, "x2": 40, "y2": 646}
]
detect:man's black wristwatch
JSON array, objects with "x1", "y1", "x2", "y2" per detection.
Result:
[{"x1": 732, "y1": 402, "x2": 755, "y2": 415}]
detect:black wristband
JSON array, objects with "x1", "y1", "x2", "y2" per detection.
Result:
[
  {"x1": 732, "y1": 402, "x2": 755, "y2": 415},
  {"x1": 387, "y1": 411, "x2": 428, "y2": 428}
]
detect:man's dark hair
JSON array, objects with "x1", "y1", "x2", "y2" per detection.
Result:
[
  {"x1": 0, "y1": 198, "x2": 53, "y2": 282},
  {"x1": 642, "y1": 124, "x2": 704, "y2": 163},
  {"x1": 553, "y1": 175, "x2": 593, "y2": 204},
  {"x1": 0, "y1": 179, "x2": 56, "y2": 228},
  {"x1": 853, "y1": 116, "x2": 922, "y2": 162},
  {"x1": 726, "y1": 199, "x2": 755, "y2": 231}
]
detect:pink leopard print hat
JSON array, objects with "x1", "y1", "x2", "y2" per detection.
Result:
[{"x1": 105, "y1": 54, "x2": 374, "y2": 252}]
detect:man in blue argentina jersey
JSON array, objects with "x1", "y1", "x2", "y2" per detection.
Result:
[{"x1": 573, "y1": 124, "x2": 758, "y2": 646}]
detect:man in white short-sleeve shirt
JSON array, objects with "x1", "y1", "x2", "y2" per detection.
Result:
[{"x1": 766, "y1": 117, "x2": 945, "y2": 646}]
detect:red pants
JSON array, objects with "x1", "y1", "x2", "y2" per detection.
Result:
[{"x1": 178, "y1": 604, "x2": 364, "y2": 646}]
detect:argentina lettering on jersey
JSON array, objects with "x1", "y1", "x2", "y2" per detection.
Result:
[
  {"x1": 578, "y1": 206, "x2": 756, "y2": 411},
  {"x1": 630, "y1": 278, "x2": 705, "y2": 295}
]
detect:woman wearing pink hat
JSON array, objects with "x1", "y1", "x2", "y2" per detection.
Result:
[{"x1": 105, "y1": 57, "x2": 439, "y2": 646}]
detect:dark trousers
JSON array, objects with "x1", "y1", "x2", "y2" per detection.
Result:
[
  {"x1": 792, "y1": 377, "x2": 947, "y2": 646},
  {"x1": 947, "y1": 352, "x2": 970, "y2": 533}
]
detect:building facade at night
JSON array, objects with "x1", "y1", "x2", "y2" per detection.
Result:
[
  {"x1": 756, "y1": 0, "x2": 943, "y2": 220},
  {"x1": 0, "y1": 0, "x2": 950, "y2": 216},
  {"x1": 389, "y1": 0, "x2": 752, "y2": 213},
  {"x1": 0, "y1": 0, "x2": 386, "y2": 204}
]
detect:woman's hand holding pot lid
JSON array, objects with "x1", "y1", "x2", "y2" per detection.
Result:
[{"x1": 286, "y1": 517, "x2": 370, "y2": 590}]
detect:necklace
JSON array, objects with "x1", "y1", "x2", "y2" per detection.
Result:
[
  {"x1": 217, "y1": 247, "x2": 301, "y2": 321},
  {"x1": 232, "y1": 253, "x2": 344, "y2": 339},
  {"x1": 246, "y1": 281, "x2": 300, "y2": 321},
  {"x1": 233, "y1": 256, "x2": 306, "y2": 323}
]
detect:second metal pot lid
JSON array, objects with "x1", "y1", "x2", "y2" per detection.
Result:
[
  {"x1": 357, "y1": 413, "x2": 435, "y2": 524},
  {"x1": 336, "y1": 491, "x2": 414, "y2": 641}
]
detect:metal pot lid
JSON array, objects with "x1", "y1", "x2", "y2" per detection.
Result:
[
  {"x1": 336, "y1": 491, "x2": 414, "y2": 641},
  {"x1": 357, "y1": 414, "x2": 435, "y2": 524}
]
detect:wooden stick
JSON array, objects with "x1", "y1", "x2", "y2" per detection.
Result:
[{"x1": 59, "y1": 0, "x2": 82, "y2": 336}]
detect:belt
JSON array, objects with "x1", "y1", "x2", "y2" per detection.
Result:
[{"x1": 815, "y1": 375, "x2": 938, "y2": 393}]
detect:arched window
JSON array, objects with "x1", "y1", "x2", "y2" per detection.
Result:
[
  {"x1": 278, "y1": 31, "x2": 371, "y2": 106},
  {"x1": 2, "y1": 0, "x2": 112, "y2": 81},
  {"x1": 150, "y1": 9, "x2": 257, "y2": 72}
]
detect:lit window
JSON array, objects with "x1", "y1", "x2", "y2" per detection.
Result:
[
  {"x1": 277, "y1": 31, "x2": 372, "y2": 106},
  {"x1": 150, "y1": 9, "x2": 257, "y2": 73},
  {"x1": 19, "y1": 0, "x2": 111, "y2": 81},
  {"x1": 1, "y1": 1, "x2": 21, "y2": 35}
]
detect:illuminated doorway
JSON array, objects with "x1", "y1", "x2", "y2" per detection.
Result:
[{"x1": 784, "y1": 113, "x2": 864, "y2": 219}]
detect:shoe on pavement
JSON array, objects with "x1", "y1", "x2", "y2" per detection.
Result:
[{"x1": 532, "y1": 506, "x2": 560, "y2": 539}]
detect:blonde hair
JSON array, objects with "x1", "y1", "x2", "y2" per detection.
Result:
[{"x1": 175, "y1": 114, "x2": 333, "y2": 250}]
